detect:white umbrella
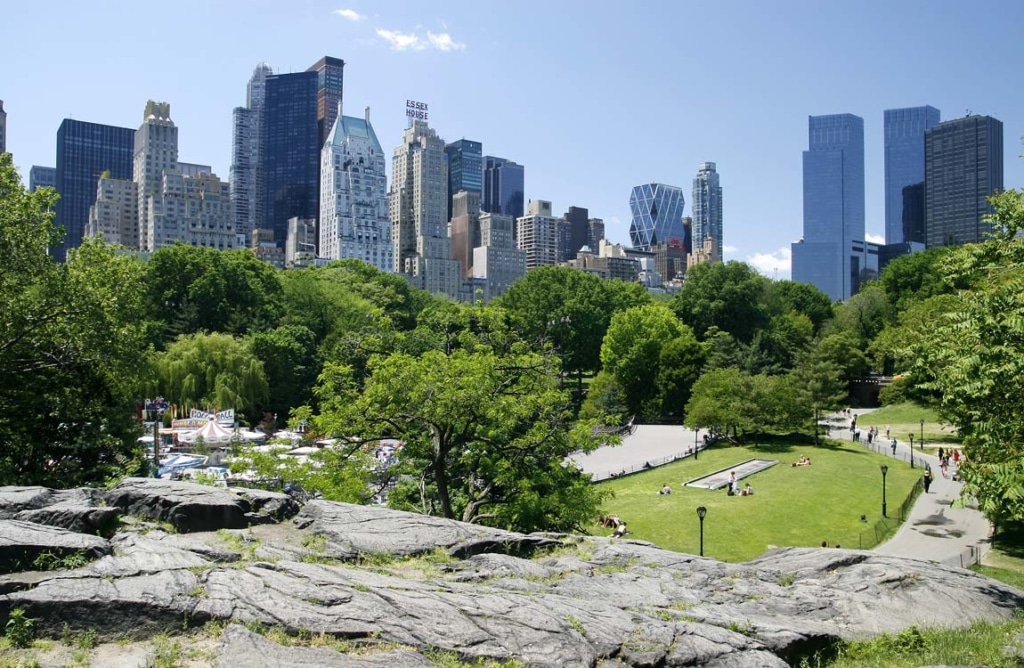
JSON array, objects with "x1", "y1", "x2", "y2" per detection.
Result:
[{"x1": 234, "y1": 429, "x2": 267, "y2": 442}]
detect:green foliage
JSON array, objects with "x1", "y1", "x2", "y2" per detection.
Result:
[
  {"x1": 671, "y1": 261, "x2": 771, "y2": 343},
  {"x1": 877, "y1": 247, "x2": 952, "y2": 313},
  {"x1": 0, "y1": 154, "x2": 150, "y2": 487},
  {"x1": 4, "y1": 609, "x2": 34, "y2": 649},
  {"x1": 314, "y1": 337, "x2": 611, "y2": 532},
  {"x1": 766, "y1": 280, "x2": 834, "y2": 333},
  {"x1": 150, "y1": 332, "x2": 269, "y2": 423},
  {"x1": 229, "y1": 440, "x2": 373, "y2": 504},
  {"x1": 31, "y1": 551, "x2": 90, "y2": 571},
  {"x1": 599, "y1": 303, "x2": 690, "y2": 418}
]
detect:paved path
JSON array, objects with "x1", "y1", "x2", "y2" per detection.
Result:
[{"x1": 575, "y1": 416, "x2": 993, "y2": 567}]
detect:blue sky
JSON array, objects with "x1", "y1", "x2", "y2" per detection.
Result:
[{"x1": 3, "y1": 0, "x2": 1023, "y2": 278}]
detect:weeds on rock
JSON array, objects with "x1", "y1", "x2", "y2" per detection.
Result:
[{"x1": 5, "y1": 609, "x2": 34, "y2": 648}]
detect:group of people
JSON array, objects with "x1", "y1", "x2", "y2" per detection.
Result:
[
  {"x1": 936, "y1": 447, "x2": 960, "y2": 478},
  {"x1": 599, "y1": 514, "x2": 630, "y2": 538},
  {"x1": 726, "y1": 471, "x2": 754, "y2": 496},
  {"x1": 792, "y1": 456, "x2": 812, "y2": 467}
]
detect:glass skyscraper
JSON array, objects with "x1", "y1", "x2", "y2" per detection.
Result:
[
  {"x1": 791, "y1": 114, "x2": 865, "y2": 301},
  {"x1": 884, "y1": 106, "x2": 940, "y2": 244},
  {"x1": 54, "y1": 119, "x2": 134, "y2": 262},
  {"x1": 924, "y1": 115, "x2": 1003, "y2": 248},
  {"x1": 628, "y1": 183, "x2": 687, "y2": 251},
  {"x1": 230, "y1": 63, "x2": 272, "y2": 242},
  {"x1": 691, "y1": 162, "x2": 723, "y2": 258},
  {"x1": 259, "y1": 71, "x2": 319, "y2": 246},
  {"x1": 482, "y1": 156, "x2": 524, "y2": 221},
  {"x1": 307, "y1": 56, "x2": 345, "y2": 152},
  {"x1": 445, "y1": 139, "x2": 482, "y2": 221}
]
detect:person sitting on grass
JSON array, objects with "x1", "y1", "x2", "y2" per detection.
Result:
[
  {"x1": 659, "y1": 484, "x2": 672, "y2": 495},
  {"x1": 612, "y1": 522, "x2": 629, "y2": 538},
  {"x1": 742, "y1": 484, "x2": 754, "y2": 496}
]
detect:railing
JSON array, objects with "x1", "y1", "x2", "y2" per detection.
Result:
[
  {"x1": 590, "y1": 445, "x2": 705, "y2": 483},
  {"x1": 858, "y1": 478, "x2": 923, "y2": 549}
]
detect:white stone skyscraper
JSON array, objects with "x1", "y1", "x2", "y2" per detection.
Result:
[
  {"x1": 134, "y1": 101, "x2": 178, "y2": 250},
  {"x1": 319, "y1": 105, "x2": 392, "y2": 271},
  {"x1": 389, "y1": 119, "x2": 461, "y2": 297},
  {"x1": 230, "y1": 63, "x2": 272, "y2": 243},
  {"x1": 691, "y1": 162, "x2": 723, "y2": 261}
]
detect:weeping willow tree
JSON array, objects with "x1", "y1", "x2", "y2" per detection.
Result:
[{"x1": 151, "y1": 332, "x2": 269, "y2": 424}]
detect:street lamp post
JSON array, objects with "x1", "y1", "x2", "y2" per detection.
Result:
[
  {"x1": 909, "y1": 433, "x2": 915, "y2": 469},
  {"x1": 880, "y1": 464, "x2": 889, "y2": 518},
  {"x1": 693, "y1": 426, "x2": 699, "y2": 460},
  {"x1": 920, "y1": 419, "x2": 925, "y2": 456},
  {"x1": 696, "y1": 506, "x2": 707, "y2": 557}
]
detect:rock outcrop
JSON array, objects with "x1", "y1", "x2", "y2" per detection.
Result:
[{"x1": 0, "y1": 479, "x2": 1020, "y2": 667}]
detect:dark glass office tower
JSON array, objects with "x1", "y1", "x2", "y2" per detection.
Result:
[
  {"x1": 924, "y1": 115, "x2": 1003, "y2": 248},
  {"x1": 307, "y1": 56, "x2": 345, "y2": 151},
  {"x1": 884, "y1": 106, "x2": 940, "y2": 244},
  {"x1": 445, "y1": 139, "x2": 482, "y2": 221},
  {"x1": 259, "y1": 71, "x2": 319, "y2": 245},
  {"x1": 629, "y1": 183, "x2": 687, "y2": 251},
  {"x1": 791, "y1": 113, "x2": 865, "y2": 301},
  {"x1": 560, "y1": 205, "x2": 590, "y2": 261},
  {"x1": 482, "y1": 156, "x2": 525, "y2": 221},
  {"x1": 54, "y1": 119, "x2": 134, "y2": 262}
]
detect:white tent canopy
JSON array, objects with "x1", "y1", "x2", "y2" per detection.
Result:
[{"x1": 180, "y1": 419, "x2": 236, "y2": 446}]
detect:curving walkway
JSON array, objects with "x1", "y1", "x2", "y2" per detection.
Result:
[{"x1": 574, "y1": 418, "x2": 992, "y2": 567}]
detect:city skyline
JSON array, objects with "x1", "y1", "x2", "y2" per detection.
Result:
[{"x1": 3, "y1": 0, "x2": 1023, "y2": 278}]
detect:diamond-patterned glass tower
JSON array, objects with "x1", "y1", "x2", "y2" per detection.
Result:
[{"x1": 629, "y1": 183, "x2": 687, "y2": 251}]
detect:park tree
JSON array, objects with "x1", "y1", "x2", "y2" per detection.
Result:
[
  {"x1": 655, "y1": 332, "x2": 707, "y2": 419},
  {"x1": 685, "y1": 367, "x2": 753, "y2": 437},
  {"x1": 498, "y1": 267, "x2": 647, "y2": 393},
  {"x1": 247, "y1": 325, "x2": 318, "y2": 426},
  {"x1": 151, "y1": 332, "x2": 269, "y2": 425},
  {"x1": 0, "y1": 154, "x2": 151, "y2": 485},
  {"x1": 766, "y1": 280, "x2": 835, "y2": 334},
  {"x1": 670, "y1": 261, "x2": 771, "y2": 343},
  {"x1": 145, "y1": 245, "x2": 284, "y2": 342},
  {"x1": 908, "y1": 184, "x2": 1024, "y2": 528},
  {"x1": 599, "y1": 303, "x2": 689, "y2": 418},
  {"x1": 877, "y1": 247, "x2": 952, "y2": 313},
  {"x1": 310, "y1": 340, "x2": 611, "y2": 533},
  {"x1": 823, "y1": 283, "x2": 890, "y2": 346}
]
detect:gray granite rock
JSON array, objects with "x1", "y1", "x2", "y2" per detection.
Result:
[
  {"x1": 0, "y1": 519, "x2": 111, "y2": 573},
  {"x1": 216, "y1": 625, "x2": 435, "y2": 667},
  {"x1": 0, "y1": 487, "x2": 55, "y2": 518},
  {"x1": 105, "y1": 478, "x2": 250, "y2": 532},
  {"x1": 16, "y1": 505, "x2": 120, "y2": 537}
]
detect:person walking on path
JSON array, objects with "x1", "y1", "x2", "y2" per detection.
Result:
[
  {"x1": 923, "y1": 466, "x2": 933, "y2": 493},
  {"x1": 891, "y1": 438, "x2": 897, "y2": 457}
]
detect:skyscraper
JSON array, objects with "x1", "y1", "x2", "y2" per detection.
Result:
[
  {"x1": 445, "y1": 139, "x2": 482, "y2": 221},
  {"x1": 884, "y1": 106, "x2": 940, "y2": 244},
  {"x1": 791, "y1": 114, "x2": 866, "y2": 301},
  {"x1": 473, "y1": 212, "x2": 526, "y2": 300},
  {"x1": 230, "y1": 63, "x2": 272, "y2": 242},
  {"x1": 307, "y1": 56, "x2": 345, "y2": 152},
  {"x1": 259, "y1": 71, "x2": 319, "y2": 245},
  {"x1": 449, "y1": 190, "x2": 482, "y2": 278},
  {"x1": 924, "y1": 115, "x2": 1003, "y2": 248},
  {"x1": 0, "y1": 100, "x2": 6, "y2": 154},
  {"x1": 29, "y1": 166, "x2": 56, "y2": 192},
  {"x1": 516, "y1": 199, "x2": 560, "y2": 269},
  {"x1": 559, "y1": 205, "x2": 590, "y2": 262},
  {"x1": 390, "y1": 119, "x2": 461, "y2": 297},
  {"x1": 134, "y1": 101, "x2": 178, "y2": 249},
  {"x1": 54, "y1": 119, "x2": 134, "y2": 262},
  {"x1": 482, "y1": 156, "x2": 525, "y2": 221},
  {"x1": 628, "y1": 183, "x2": 687, "y2": 251},
  {"x1": 319, "y1": 105, "x2": 392, "y2": 272},
  {"x1": 691, "y1": 162, "x2": 723, "y2": 259}
]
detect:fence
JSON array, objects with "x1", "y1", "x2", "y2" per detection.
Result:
[
  {"x1": 854, "y1": 436, "x2": 927, "y2": 469},
  {"x1": 590, "y1": 445, "x2": 705, "y2": 483},
  {"x1": 858, "y1": 478, "x2": 923, "y2": 549}
]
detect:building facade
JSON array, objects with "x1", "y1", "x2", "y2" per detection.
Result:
[
  {"x1": 482, "y1": 156, "x2": 525, "y2": 222},
  {"x1": 558, "y1": 205, "x2": 590, "y2": 262},
  {"x1": 319, "y1": 106, "x2": 392, "y2": 272},
  {"x1": 924, "y1": 115, "x2": 1004, "y2": 248},
  {"x1": 54, "y1": 119, "x2": 135, "y2": 262},
  {"x1": 884, "y1": 106, "x2": 940, "y2": 244},
  {"x1": 389, "y1": 119, "x2": 461, "y2": 297},
  {"x1": 628, "y1": 183, "x2": 687, "y2": 251},
  {"x1": 230, "y1": 63, "x2": 273, "y2": 243},
  {"x1": 86, "y1": 176, "x2": 138, "y2": 247},
  {"x1": 516, "y1": 199, "x2": 559, "y2": 269},
  {"x1": 0, "y1": 100, "x2": 6, "y2": 154},
  {"x1": 308, "y1": 56, "x2": 345, "y2": 152},
  {"x1": 449, "y1": 190, "x2": 482, "y2": 278},
  {"x1": 791, "y1": 113, "x2": 865, "y2": 301},
  {"x1": 446, "y1": 139, "x2": 482, "y2": 222},
  {"x1": 29, "y1": 166, "x2": 56, "y2": 192},
  {"x1": 473, "y1": 212, "x2": 526, "y2": 300},
  {"x1": 691, "y1": 162, "x2": 723, "y2": 258},
  {"x1": 259, "y1": 71, "x2": 319, "y2": 246}
]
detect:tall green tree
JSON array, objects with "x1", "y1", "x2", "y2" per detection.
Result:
[
  {"x1": 670, "y1": 261, "x2": 771, "y2": 343},
  {"x1": 151, "y1": 332, "x2": 269, "y2": 425},
  {"x1": 312, "y1": 341, "x2": 610, "y2": 532},
  {"x1": 0, "y1": 154, "x2": 151, "y2": 485}
]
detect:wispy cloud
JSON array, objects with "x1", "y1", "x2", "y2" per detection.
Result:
[
  {"x1": 866, "y1": 232, "x2": 885, "y2": 244},
  {"x1": 376, "y1": 27, "x2": 466, "y2": 52},
  {"x1": 332, "y1": 8, "x2": 365, "y2": 21},
  {"x1": 745, "y1": 247, "x2": 792, "y2": 280}
]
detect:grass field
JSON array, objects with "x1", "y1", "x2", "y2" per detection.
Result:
[
  {"x1": 594, "y1": 440, "x2": 922, "y2": 563},
  {"x1": 859, "y1": 402, "x2": 961, "y2": 445}
]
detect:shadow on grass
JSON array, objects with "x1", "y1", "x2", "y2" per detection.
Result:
[{"x1": 991, "y1": 525, "x2": 1024, "y2": 560}]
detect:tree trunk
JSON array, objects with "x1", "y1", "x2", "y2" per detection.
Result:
[{"x1": 432, "y1": 432, "x2": 454, "y2": 519}]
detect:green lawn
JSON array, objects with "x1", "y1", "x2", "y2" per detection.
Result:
[
  {"x1": 595, "y1": 440, "x2": 921, "y2": 562},
  {"x1": 971, "y1": 526, "x2": 1024, "y2": 591},
  {"x1": 860, "y1": 402, "x2": 961, "y2": 445}
]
